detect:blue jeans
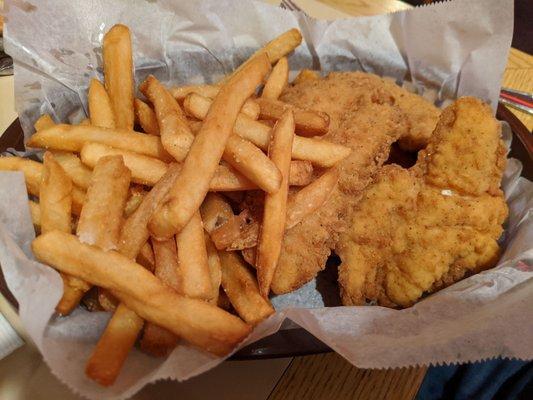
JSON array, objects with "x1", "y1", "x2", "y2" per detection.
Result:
[{"x1": 417, "y1": 359, "x2": 533, "y2": 399}]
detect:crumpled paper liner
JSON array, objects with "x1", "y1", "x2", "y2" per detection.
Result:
[{"x1": 1, "y1": 0, "x2": 531, "y2": 399}]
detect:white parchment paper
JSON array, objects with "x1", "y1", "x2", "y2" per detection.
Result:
[{"x1": 1, "y1": 0, "x2": 532, "y2": 399}]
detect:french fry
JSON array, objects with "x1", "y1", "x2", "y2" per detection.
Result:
[
  {"x1": 172, "y1": 85, "x2": 257, "y2": 119},
  {"x1": 103, "y1": 24, "x2": 134, "y2": 129},
  {"x1": 175, "y1": 212, "x2": 213, "y2": 299},
  {"x1": 40, "y1": 152, "x2": 73, "y2": 234},
  {"x1": 285, "y1": 167, "x2": 339, "y2": 229},
  {"x1": 0, "y1": 156, "x2": 86, "y2": 215},
  {"x1": 292, "y1": 69, "x2": 320, "y2": 85},
  {"x1": 261, "y1": 57, "x2": 289, "y2": 100},
  {"x1": 204, "y1": 233, "x2": 222, "y2": 304},
  {"x1": 170, "y1": 84, "x2": 221, "y2": 101},
  {"x1": 213, "y1": 167, "x2": 339, "y2": 250},
  {"x1": 86, "y1": 303, "x2": 143, "y2": 386},
  {"x1": 148, "y1": 54, "x2": 271, "y2": 239},
  {"x1": 34, "y1": 114, "x2": 55, "y2": 131},
  {"x1": 77, "y1": 155, "x2": 131, "y2": 251},
  {"x1": 256, "y1": 111, "x2": 294, "y2": 297},
  {"x1": 119, "y1": 163, "x2": 182, "y2": 259},
  {"x1": 80, "y1": 142, "x2": 293, "y2": 190},
  {"x1": 182, "y1": 93, "x2": 351, "y2": 167},
  {"x1": 27, "y1": 124, "x2": 170, "y2": 160},
  {"x1": 52, "y1": 151, "x2": 92, "y2": 189},
  {"x1": 29, "y1": 200, "x2": 41, "y2": 230},
  {"x1": 32, "y1": 231, "x2": 252, "y2": 355},
  {"x1": 80, "y1": 143, "x2": 168, "y2": 186},
  {"x1": 200, "y1": 193, "x2": 235, "y2": 234},
  {"x1": 98, "y1": 288, "x2": 118, "y2": 312},
  {"x1": 40, "y1": 152, "x2": 90, "y2": 315},
  {"x1": 288, "y1": 160, "x2": 313, "y2": 186},
  {"x1": 88, "y1": 79, "x2": 116, "y2": 129},
  {"x1": 256, "y1": 97, "x2": 329, "y2": 137},
  {"x1": 140, "y1": 238, "x2": 180, "y2": 356},
  {"x1": 220, "y1": 28, "x2": 302, "y2": 84},
  {"x1": 140, "y1": 75, "x2": 195, "y2": 162},
  {"x1": 0, "y1": 156, "x2": 43, "y2": 196},
  {"x1": 124, "y1": 186, "x2": 146, "y2": 217},
  {"x1": 136, "y1": 241, "x2": 155, "y2": 272},
  {"x1": 91, "y1": 179, "x2": 218, "y2": 384},
  {"x1": 134, "y1": 99, "x2": 159, "y2": 135},
  {"x1": 223, "y1": 135, "x2": 282, "y2": 193},
  {"x1": 210, "y1": 210, "x2": 254, "y2": 250},
  {"x1": 241, "y1": 98, "x2": 260, "y2": 120},
  {"x1": 218, "y1": 251, "x2": 274, "y2": 325},
  {"x1": 183, "y1": 92, "x2": 282, "y2": 191}
]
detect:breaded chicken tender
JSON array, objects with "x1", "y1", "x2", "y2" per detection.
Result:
[
  {"x1": 243, "y1": 72, "x2": 439, "y2": 295},
  {"x1": 337, "y1": 97, "x2": 508, "y2": 307}
]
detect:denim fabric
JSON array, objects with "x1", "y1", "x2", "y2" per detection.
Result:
[{"x1": 417, "y1": 359, "x2": 533, "y2": 400}]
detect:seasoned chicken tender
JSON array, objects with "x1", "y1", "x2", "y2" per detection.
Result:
[
  {"x1": 243, "y1": 72, "x2": 438, "y2": 294},
  {"x1": 337, "y1": 97, "x2": 508, "y2": 307}
]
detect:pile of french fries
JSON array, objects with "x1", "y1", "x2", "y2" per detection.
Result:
[{"x1": 0, "y1": 24, "x2": 350, "y2": 386}]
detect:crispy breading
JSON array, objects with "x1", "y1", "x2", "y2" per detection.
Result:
[
  {"x1": 242, "y1": 72, "x2": 438, "y2": 294},
  {"x1": 337, "y1": 97, "x2": 508, "y2": 307}
]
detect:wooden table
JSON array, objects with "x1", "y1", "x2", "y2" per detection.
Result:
[{"x1": 266, "y1": 1, "x2": 533, "y2": 400}]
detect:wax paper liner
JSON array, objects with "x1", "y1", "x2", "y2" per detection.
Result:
[{"x1": 1, "y1": 0, "x2": 532, "y2": 399}]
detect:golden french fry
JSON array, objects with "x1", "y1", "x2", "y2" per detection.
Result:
[
  {"x1": 204, "y1": 233, "x2": 222, "y2": 304},
  {"x1": 219, "y1": 251, "x2": 274, "y2": 325},
  {"x1": 262, "y1": 57, "x2": 289, "y2": 100},
  {"x1": 140, "y1": 75, "x2": 195, "y2": 162},
  {"x1": 29, "y1": 200, "x2": 41, "y2": 230},
  {"x1": 210, "y1": 210, "x2": 254, "y2": 250},
  {"x1": 214, "y1": 167, "x2": 339, "y2": 251},
  {"x1": 288, "y1": 160, "x2": 313, "y2": 186},
  {"x1": 119, "y1": 163, "x2": 182, "y2": 259},
  {"x1": 175, "y1": 212, "x2": 213, "y2": 299},
  {"x1": 40, "y1": 152, "x2": 90, "y2": 314},
  {"x1": 98, "y1": 288, "x2": 118, "y2": 312},
  {"x1": 256, "y1": 97, "x2": 329, "y2": 137},
  {"x1": 34, "y1": 114, "x2": 55, "y2": 131},
  {"x1": 136, "y1": 241, "x2": 155, "y2": 272},
  {"x1": 140, "y1": 238, "x2": 180, "y2": 356},
  {"x1": 0, "y1": 156, "x2": 86, "y2": 215},
  {"x1": 88, "y1": 79, "x2": 116, "y2": 129},
  {"x1": 170, "y1": 84, "x2": 221, "y2": 101},
  {"x1": 27, "y1": 124, "x2": 170, "y2": 160},
  {"x1": 40, "y1": 152, "x2": 72, "y2": 234},
  {"x1": 241, "y1": 98, "x2": 260, "y2": 120},
  {"x1": 148, "y1": 54, "x2": 271, "y2": 239},
  {"x1": 140, "y1": 320, "x2": 179, "y2": 358},
  {"x1": 292, "y1": 69, "x2": 320, "y2": 85},
  {"x1": 77, "y1": 155, "x2": 131, "y2": 251},
  {"x1": 182, "y1": 93, "x2": 350, "y2": 167},
  {"x1": 103, "y1": 24, "x2": 134, "y2": 129},
  {"x1": 0, "y1": 156, "x2": 43, "y2": 197},
  {"x1": 80, "y1": 142, "x2": 168, "y2": 187},
  {"x1": 124, "y1": 186, "x2": 146, "y2": 217},
  {"x1": 223, "y1": 135, "x2": 281, "y2": 193},
  {"x1": 200, "y1": 193, "x2": 235, "y2": 234},
  {"x1": 221, "y1": 28, "x2": 302, "y2": 84},
  {"x1": 134, "y1": 99, "x2": 159, "y2": 135},
  {"x1": 86, "y1": 303, "x2": 143, "y2": 386},
  {"x1": 52, "y1": 151, "x2": 92, "y2": 189},
  {"x1": 286, "y1": 167, "x2": 339, "y2": 229},
  {"x1": 32, "y1": 231, "x2": 252, "y2": 356},
  {"x1": 256, "y1": 111, "x2": 294, "y2": 297}
]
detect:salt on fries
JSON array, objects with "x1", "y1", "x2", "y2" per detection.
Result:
[{"x1": 0, "y1": 24, "x2": 354, "y2": 386}]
